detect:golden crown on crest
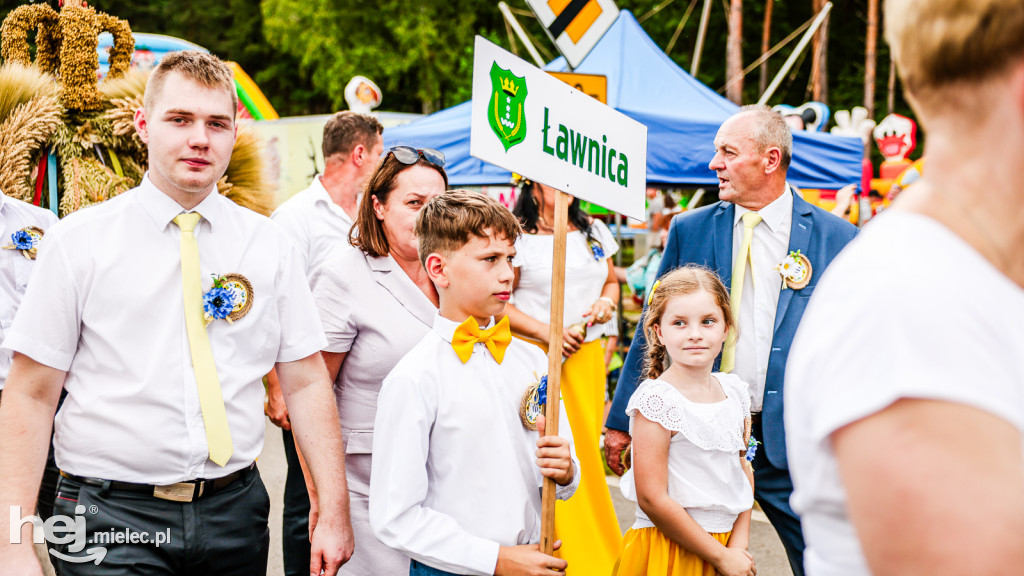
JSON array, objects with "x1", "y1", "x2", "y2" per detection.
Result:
[{"x1": 500, "y1": 76, "x2": 519, "y2": 97}]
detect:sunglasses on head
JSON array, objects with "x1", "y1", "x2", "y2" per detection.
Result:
[{"x1": 387, "y1": 146, "x2": 445, "y2": 168}]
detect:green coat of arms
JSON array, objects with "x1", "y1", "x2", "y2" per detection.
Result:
[{"x1": 488, "y1": 62, "x2": 528, "y2": 151}]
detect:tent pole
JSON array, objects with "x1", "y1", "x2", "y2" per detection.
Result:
[
  {"x1": 499, "y1": 2, "x2": 547, "y2": 68},
  {"x1": 691, "y1": 0, "x2": 713, "y2": 76},
  {"x1": 757, "y1": 1, "x2": 832, "y2": 105}
]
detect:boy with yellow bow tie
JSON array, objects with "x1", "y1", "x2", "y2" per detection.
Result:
[{"x1": 370, "y1": 190, "x2": 580, "y2": 576}]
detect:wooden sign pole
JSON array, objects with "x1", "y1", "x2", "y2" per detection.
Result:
[{"x1": 539, "y1": 189, "x2": 570, "y2": 555}]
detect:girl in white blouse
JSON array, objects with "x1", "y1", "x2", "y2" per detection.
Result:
[{"x1": 615, "y1": 266, "x2": 756, "y2": 576}]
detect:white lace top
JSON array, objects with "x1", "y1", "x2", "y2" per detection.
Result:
[{"x1": 620, "y1": 374, "x2": 754, "y2": 533}]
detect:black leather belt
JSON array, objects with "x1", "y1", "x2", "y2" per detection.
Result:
[{"x1": 59, "y1": 462, "x2": 256, "y2": 503}]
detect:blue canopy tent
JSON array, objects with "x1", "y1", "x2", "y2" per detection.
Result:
[{"x1": 384, "y1": 11, "x2": 862, "y2": 190}]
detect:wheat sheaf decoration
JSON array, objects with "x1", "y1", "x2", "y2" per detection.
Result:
[
  {"x1": 0, "y1": 1, "x2": 276, "y2": 217},
  {"x1": 1, "y1": 0, "x2": 133, "y2": 111}
]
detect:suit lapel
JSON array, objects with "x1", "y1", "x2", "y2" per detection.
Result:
[
  {"x1": 368, "y1": 254, "x2": 437, "y2": 328},
  {"x1": 712, "y1": 202, "x2": 735, "y2": 285},
  {"x1": 774, "y1": 190, "x2": 814, "y2": 335}
]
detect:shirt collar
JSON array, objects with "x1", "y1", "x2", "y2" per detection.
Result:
[
  {"x1": 309, "y1": 175, "x2": 353, "y2": 224},
  {"x1": 733, "y1": 184, "x2": 793, "y2": 233},
  {"x1": 433, "y1": 313, "x2": 497, "y2": 344},
  {"x1": 138, "y1": 173, "x2": 223, "y2": 232}
]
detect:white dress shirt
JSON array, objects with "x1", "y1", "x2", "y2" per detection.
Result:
[
  {"x1": 513, "y1": 220, "x2": 619, "y2": 341},
  {"x1": 620, "y1": 374, "x2": 753, "y2": 533},
  {"x1": 370, "y1": 314, "x2": 581, "y2": 576},
  {"x1": 732, "y1": 187, "x2": 792, "y2": 411},
  {"x1": 0, "y1": 195, "x2": 58, "y2": 389},
  {"x1": 2, "y1": 175, "x2": 326, "y2": 483},
  {"x1": 271, "y1": 175, "x2": 355, "y2": 282}
]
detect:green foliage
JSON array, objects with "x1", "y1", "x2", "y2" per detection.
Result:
[{"x1": 0, "y1": 0, "x2": 918, "y2": 135}]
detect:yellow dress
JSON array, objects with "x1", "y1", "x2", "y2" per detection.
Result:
[
  {"x1": 549, "y1": 339, "x2": 622, "y2": 575},
  {"x1": 613, "y1": 527, "x2": 731, "y2": 576}
]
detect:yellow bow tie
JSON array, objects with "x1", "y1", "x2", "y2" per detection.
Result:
[{"x1": 451, "y1": 316, "x2": 512, "y2": 364}]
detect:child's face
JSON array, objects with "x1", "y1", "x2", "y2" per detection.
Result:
[
  {"x1": 653, "y1": 289, "x2": 729, "y2": 370},
  {"x1": 437, "y1": 229, "x2": 516, "y2": 325}
]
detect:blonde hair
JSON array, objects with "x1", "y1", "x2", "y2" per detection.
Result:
[
  {"x1": 643, "y1": 266, "x2": 734, "y2": 380},
  {"x1": 415, "y1": 189, "x2": 522, "y2": 267},
  {"x1": 885, "y1": 0, "x2": 1024, "y2": 111},
  {"x1": 143, "y1": 51, "x2": 238, "y2": 115}
]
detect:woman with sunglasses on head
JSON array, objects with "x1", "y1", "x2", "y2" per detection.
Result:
[
  {"x1": 311, "y1": 146, "x2": 447, "y2": 576},
  {"x1": 503, "y1": 179, "x2": 623, "y2": 575}
]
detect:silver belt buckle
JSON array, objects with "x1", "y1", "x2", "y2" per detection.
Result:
[{"x1": 153, "y1": 482, "x2": 195, "y2": 502}]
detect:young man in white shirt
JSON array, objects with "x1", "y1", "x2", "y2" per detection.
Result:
[
  {"x1": 370, "y1": 190, "x2": 580, "y2": 576},
  {"x1": 0, "y1": 51, "x2": 352, "y2": 576},
  {"x1": 269, "y1": 110, "x2": 382, "y2": 576},
  {"x1": 785, "y1": 1, "x2": 1024, "y2": 575}
]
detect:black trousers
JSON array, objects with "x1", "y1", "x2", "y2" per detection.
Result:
[
  {"x1": 281, "y1": 429, "x2": 311, "y2": 576},
  {"x1": 51, "y1": 467, "x2": 270, "y2": 576}
]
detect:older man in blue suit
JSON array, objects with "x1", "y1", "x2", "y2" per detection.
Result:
[{"x1": 605, "y1": 104, "x2": 857, "y2": 576}]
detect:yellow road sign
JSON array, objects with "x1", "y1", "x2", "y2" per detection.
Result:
[{"x1": 547, "y1": 71, "x2": 608, "y2": 104}]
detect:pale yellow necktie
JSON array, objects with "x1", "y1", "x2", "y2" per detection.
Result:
[
  {"x1": 173, "y1": 213, "x2": 233, "y2": 466},
  {"x1": 721, "y1": 211, "x2": 762, "y2": 373}
]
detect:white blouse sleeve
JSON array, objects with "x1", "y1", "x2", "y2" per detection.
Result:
[
  {"x1": 627, "y1": 379, "x2": 745, "y2": 452},
  {"x1": 590, "y1": 220, "x2": 620, "y2": 260}
]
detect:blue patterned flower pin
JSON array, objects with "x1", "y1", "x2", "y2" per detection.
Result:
[
  {"x1": 588, "y1": 237, "x2": 605, "y2": 261},
  {"x1": 203, "y1": 273, "x2": 254, "y2": 326},
  {"x1": 3, "y1": 226, "x2": 44, "y2": 260},
  {"x1": 520, "y1": 373, "x2": 549, "y2": 431},
  {"x1": 745, "y1": 436, "x2": 761, "y2": 462}
]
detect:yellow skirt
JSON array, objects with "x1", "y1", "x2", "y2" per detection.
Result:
[
  {"x1": 540, "y1": 339, "x2": 622, "y2": 576},
  {"x1": 612, "y1": 527, "x2": 731, "y2": 576}
]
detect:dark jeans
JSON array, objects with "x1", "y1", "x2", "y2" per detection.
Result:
[
  {"x1": 752, "y1": 416, "x2": 806, "y2": 576},
  {"x1": 50, "y1": 467, "x2": 270, "y2": 575},
  {"x1": 410, "y1": 559, "x2": 459, "y2": 576},
  {"x1": 281, "y1": 429, "x2": 311, "y2": 576}
]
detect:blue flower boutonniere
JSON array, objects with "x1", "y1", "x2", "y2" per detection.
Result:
[
  {"x1": 3, "y1": 226, "x2": 45, "y2": 260},
  {"x1": 203, "y1": 273, "x2": 254, "y2": 326},
  {"x1": 745, "y1": 436, "x2": 761, "y2": 462},
  {"x1": 519, "y1": 373, "x2": 549, "y2": 431},
  {"x1": 588, "y1": 238, "x2": 605, "y2": 261}
]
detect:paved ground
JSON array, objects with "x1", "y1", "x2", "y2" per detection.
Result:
[{"x1": 261, "y1": 419, "x2": 794, "y2": 576}]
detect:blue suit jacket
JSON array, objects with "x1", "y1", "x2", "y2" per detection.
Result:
[{"x1": 607, "y1": 191, "x2": 858, "y2": 470}]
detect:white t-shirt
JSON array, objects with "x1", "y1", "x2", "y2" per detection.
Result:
[
  {"x1": 619, "y1": 374, "x2": 754, "y2": 533},
  {"x1": 0, "y1": 195, "x2": 58, "y2": 389},
  {"x1": 512, "y1": 219, "x2": 619, "y2": 341},
  {"x1": 786, "y1": 210, "x2": 1024, "y2": 576}
]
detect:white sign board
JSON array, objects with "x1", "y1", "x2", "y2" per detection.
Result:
[
  {"x1": 470, "y1": 36, "x2": 646, "y2": 221},
  {"x1": 527, "y1": 0, "x2": 619, "y2": 69}
]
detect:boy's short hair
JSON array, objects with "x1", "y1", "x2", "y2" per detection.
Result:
[
  {"x1": 885, "y1": 0, "x2": 1024, "y2": 111},
  {"x1": 416, "y1": 190, "x2": 522, "y2": 267},
  {"x1": 144, "y1": 50, "x2": 238, "y2": 115},
  {"x1": 322, "y1": 111, "x2": 384, "y2": 159}
]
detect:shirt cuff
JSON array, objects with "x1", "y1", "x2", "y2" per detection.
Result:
[{"x1": 555, "y1": 454, "x2": 581, "y2": 501}]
